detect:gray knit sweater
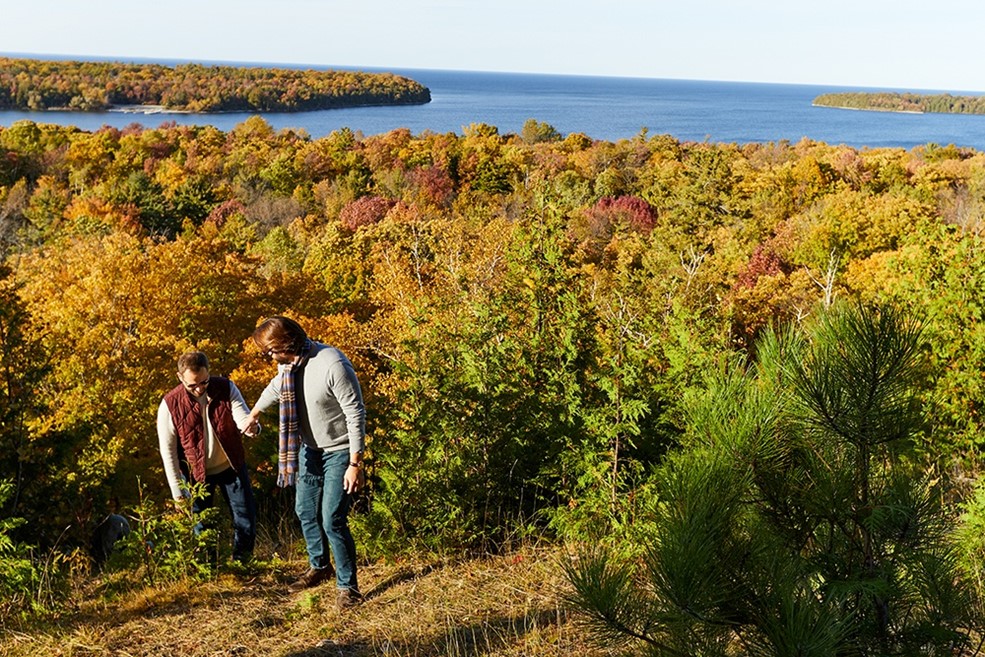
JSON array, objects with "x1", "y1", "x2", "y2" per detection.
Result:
[{"x1": 254, "y1": 343, "x2": 366, "y2": 455}]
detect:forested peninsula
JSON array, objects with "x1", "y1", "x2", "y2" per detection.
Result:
[
  {"x1": 0, "y1": 56, "x2": 431, "y2": 113},
  {"x1": 813, "y1": 90, "x2": 985, "y2": 114}
]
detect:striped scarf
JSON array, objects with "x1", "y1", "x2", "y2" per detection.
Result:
[{"x1": 277, "y1": 339, "x2": 312, "y2": 487}]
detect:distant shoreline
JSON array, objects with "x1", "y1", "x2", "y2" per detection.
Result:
[
  {"x1": 48, "y1": 101, "x2": 422, "y2": 116},
  {"x1": 108, "y1": 105, "x2": 189, "y2": 115},
  {"x1": 4, "y1": 74, "x2": 985, "y2": 150},
  {"x1": 811, "y1": 103, "x2": 924, "y2": 115},
  {"x1": 813, "y1": 91, "x2": 985, "y2": 116}
]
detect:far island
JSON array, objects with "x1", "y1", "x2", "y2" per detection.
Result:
[
  {"x1": 813, "y1": 91, "x2": 985, "y2": 115},
  {"x1": 0, "y1": 57, "x2": 431, "y2": 113}
]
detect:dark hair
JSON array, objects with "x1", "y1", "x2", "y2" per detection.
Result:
[
  {"x1": 252, "y1": 316, "x2": 307, "y2": 354},
  {"x1": 176, "y1": 351, "x2": 209, "y2": 374}
]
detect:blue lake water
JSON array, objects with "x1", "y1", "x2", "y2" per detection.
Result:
[{"x1": 2, "y1": 64, "x2": 985, "y2": 150}]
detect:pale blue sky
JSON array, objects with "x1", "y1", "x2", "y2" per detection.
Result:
[{"x1": 1, "y1": 0, "x2": 983, "y2": 92}]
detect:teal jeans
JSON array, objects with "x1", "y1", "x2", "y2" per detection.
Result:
[{"x1": 295, "y1": 445, "x2": 358, "y2": 591}]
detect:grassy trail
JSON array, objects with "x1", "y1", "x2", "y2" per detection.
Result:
[{"x1": 1, "y1": 546, "x2": 608, "y2": 657}]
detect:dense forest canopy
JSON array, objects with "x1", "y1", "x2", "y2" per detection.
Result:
[
  {"x1": 2, "y1": 116, "x2": 985, "y2": 595},
  {"x1": 0, "y1": 57, "x2": 432, "y2": 112},
  {"x1": 814, "y1": 90, "x2": 985, "y2": 114}
]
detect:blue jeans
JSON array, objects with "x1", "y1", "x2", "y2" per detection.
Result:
[
  {"x1": 296, "y1": 446, "x2": 358, "y2": 590},
  {"x1": 191, "y1": 462, "x2": 257, "y2": 561}
]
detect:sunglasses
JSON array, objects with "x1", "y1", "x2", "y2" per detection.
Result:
[{"x1": 181, "y1": 377, "x2": 210, "y2": 390}]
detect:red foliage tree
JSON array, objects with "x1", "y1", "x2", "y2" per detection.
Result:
[
  {"x1": 205, "y1": 199, "x2": 247, "y2": 227},
  {"x1": 588, "y1": 195, "x2": 656, "y2": 234},
  {"x1": 339, "y1": 195, "x2": 396, "y2": 231},
  {"x1": 735, "y1": 244, "x2": 785, "y2": 289}
]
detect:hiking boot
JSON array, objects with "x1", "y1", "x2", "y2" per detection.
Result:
[
  {"x1": 232, "y1": 551, "x2": 253, "y2": 565},
  {"x1": 336, "y1": 587, "x2": 364, "y2": 609},
  {"x1": 288, "y1": 566, "x2": 334, "y2": 592}
]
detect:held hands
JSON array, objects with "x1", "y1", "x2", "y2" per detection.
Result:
[
  {"x1": 242, "y1": 411, "x2": 262, "y2": 437},
  {"x1": 242, "y1": 418, "x2": 261, "y2": 437}
]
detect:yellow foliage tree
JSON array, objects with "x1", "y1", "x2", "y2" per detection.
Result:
[{"x1": 13, "y1": 227, "x2": 281, "y2": 531}]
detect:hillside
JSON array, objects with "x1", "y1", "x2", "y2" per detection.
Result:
[
  {"x1": 0, "y1": 546, "x2": 603, "y2": 657},
  {"x1": 0, "y1": 57, "x2": 431, "y2": 112},
  {"x1": 4, "y1": 117, "x2": 985, "y2": 655}
]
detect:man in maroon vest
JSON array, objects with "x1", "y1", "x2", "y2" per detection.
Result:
[{"x1": 157, "y1": 351, "x2": 258, "y2": 562}]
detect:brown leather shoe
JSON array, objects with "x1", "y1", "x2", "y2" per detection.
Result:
[
  {"x1": 336, "y1": 587, "x2": 364, "y2": 609},
  {"x1": 288, "y1": 566, "x2": 334, "y2": 592}
]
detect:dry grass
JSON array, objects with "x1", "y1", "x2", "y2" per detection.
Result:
[{"x1": 0, "y1": 545, "x2": 614, "y2": 657}]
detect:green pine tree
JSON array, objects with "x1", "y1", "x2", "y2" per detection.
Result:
[{"x1": 565, "y1": 303, "x2": 984, "y2": 656}]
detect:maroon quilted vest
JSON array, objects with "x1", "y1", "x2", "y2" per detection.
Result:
[{"x1": 163, "y1": 377, "x2": 245, "y2": 483}]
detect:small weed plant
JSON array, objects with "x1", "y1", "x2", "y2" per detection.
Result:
[
  {"x1": 106, "y1": 478, "x2": 220, "y2": 585},
  {"x1": 956, "y1": 477, "x2": 985, "y2": 607},
  {"x1": 0, "y1": 479, "x2": 39, "y2": 618}
]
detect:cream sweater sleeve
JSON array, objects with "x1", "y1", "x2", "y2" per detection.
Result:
[{"x1": 156, "y1": 399, "x2": 186, "y2": 500}]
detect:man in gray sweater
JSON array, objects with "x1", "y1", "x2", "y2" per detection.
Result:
[{"x1": 247, "y1": 316, "x2": 366, "y2": 608}]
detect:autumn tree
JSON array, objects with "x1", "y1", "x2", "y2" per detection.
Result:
[
  {"x1": 12, "y1": 227, "x2": 282, "y2": 543},
  {"x1": 0, "y1": 266, "x2": 48, "y2": 535}
]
